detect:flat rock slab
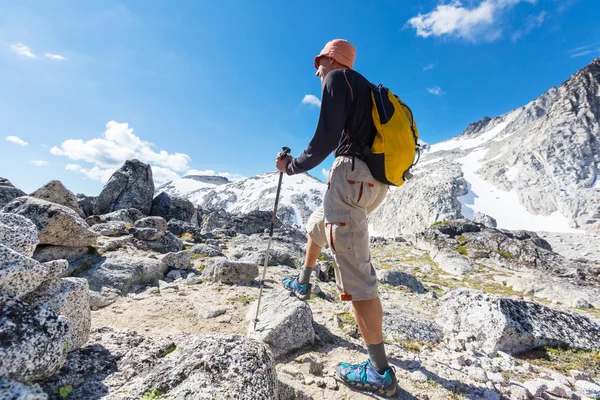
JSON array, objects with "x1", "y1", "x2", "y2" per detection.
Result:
[{"x1": 202, "y1": 257, "x2": 258, "y2": 284}]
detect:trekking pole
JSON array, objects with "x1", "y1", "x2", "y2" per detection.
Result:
[{"x1": 253, "y1": 146, "x2": 291, "y2": 331}]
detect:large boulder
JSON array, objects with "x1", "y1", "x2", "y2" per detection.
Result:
[
  {"x1": 247, "y1": 288, "x2": 315, "y2": 359},
  {"x1": 3, "y1": 197, "x2": 98, "y2": 247},
  {"x1": 93, "y1": 159, "x2": 154, "y2": 216},
  {"x1": 24, "y1": 278, "x2": 91, "y2": 351},
  {"x1": 202, "y1": 257, "x2": 259, "y2": 284},
  {"x1": 0, "y1": 212, "x2": 39, "y2": 257},
  {"x1": 30, "y1": 180, "x2": 84, "y2": 216},
  {"x1": 0, "y1": 177, "x2": 26, "y2": 209},
  {"x1": 39, "y1": 327, "x2": 277, "y2": 399},
  {"x1": 438, "y1": 289, "x2": 600, "y2": 354},
  {"x1": 151, "y1": 192, "x2": 199, "y2": 224},
  {"x1": 0, "y1": 295, "x2": 71, "y2": 381},
  {"x1": 162, "y1": 250, "x2": 192, "y2": 269},
  {"x1": 134, "y1": 216, "x2": 168, "y2": 231},
  {"x1": 78, "y1": 253, "x2": 169, "y2": 308},
  {"x1": 231, "y1": 210, "x2": 280, "y2": 235},
  {"x1": 0, "y1": 244, "x2": 48, "y2": 298},
  {"x1": 85, "y1": 208, "x2": 144, "y2": 226}
]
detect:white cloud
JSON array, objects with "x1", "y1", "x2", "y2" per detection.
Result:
[
  {"x1": 30, "y1": 160, "x2": 48, "y2": 166},
  {"x1": 569, "y1": 42, "x2": 600, "y2": 58},
  {"x1": 66, "y1": 164, "x2": 116, "y2": 183},
  {"x1": 186, "y1": 169, "x2": 245, "y2": 181},
  {"x1": 152, "y1": 166, "x2": 180, "y2": 185},
  {"x1": 45, "y1": 53, "x2": 65, "y2": 60},
  {"x1": 321, "y1": 168, "x2": 330, "y2": 181},
  {"x1": 6, "y1": 136, "x2": 29, "y2": 146},
  {"x1": 51, "y1": 121, "x2": 191, "y2": 171},
  {"x1": 427, "y1": 86, "x2": 446, "y2": 96},
  {"x1": 302, "y1": 94, "x2": 321, "y2": 108},
  {"x1": 10, "y1": 43, "x2": 38, "y2": 59},
  {"x1": 511, "y1": 11, "x2": 546, "y2": 41},
  {"x1": 406, "y1": 0, "x2": 536, "y2": 42},
  {"x1": 423, "y1": 63, "x2": 435, "y2": 71}
]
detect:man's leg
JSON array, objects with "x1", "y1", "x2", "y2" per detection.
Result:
[
  {"x1": 352, "y1": 296, "x2": 389, "y2": 374},
  {"x1": 298, "y1": 235, "x2": 321, "y2": 284}
]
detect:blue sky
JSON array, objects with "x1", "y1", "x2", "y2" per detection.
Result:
[{"x1": 1, "y1": 0, "x2": 599, "y2": 195}]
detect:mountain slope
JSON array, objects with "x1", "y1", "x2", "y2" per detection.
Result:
[
  {"x1": 370, "y1": 58, "x2": 600, "y2": 236},
  {"x1": 157, "y1": 173, "x2": 326, "y2": 227}
]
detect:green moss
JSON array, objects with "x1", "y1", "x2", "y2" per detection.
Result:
[
  {"x1": 226, "y1": 295, "x2": 254, "y2": 305},
  {"x1": 180, "y1": 233, "x2": 193, "y2": 240},
  {"x1": 457, "y1": 236, "x2": 468, "y2": 244},
  {"x1": 142, "y1": 388, "x2": 164, "y2": 400},
  {"x1": 493, "y1": 249, "x2": 514, "y2": 259},
  {"x1": 59, "y1": 385, "x2": 73, "y2": 398},
  {"x1": 392, "y1": 339, "x2": 430, "y2": 353},
  {"x1": 183, "y1": 244, "x2": 193, "y2": 251},
  {"x1": 456, "y1": 245, "x2": 468, "y2": 256},
  {"x1": 431, "y1": 220, "x2": 449, "y2": 227},
  {"x1": 161, "y1": 345, "x2": 177, "y2": 357},
  {"x1": 317, "y1": 253, "x2": 328, "y2": 261}
]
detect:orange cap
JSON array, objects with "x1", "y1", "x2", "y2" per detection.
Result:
[{"x1": 314, "y1": 39, "x2": 356, "y2": 69}]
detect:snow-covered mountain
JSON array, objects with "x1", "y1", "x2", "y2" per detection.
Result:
[
  {"x1": 157, "y1": 172, "x2": 326, "y2": 228},
  {"x1": 369, "y1": 58, "x2": 600, "y2": 236}
]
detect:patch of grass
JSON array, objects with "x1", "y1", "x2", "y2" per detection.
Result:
[
  {"x1": 59, "y1": 385, "x2": 73, "y2": 398},
  {"x1": 226, "y1": 295, "x2": 254, "y2": 305},
  {"x1": 431, "y1": 220, "x2": 449, "y2": 227},
  {"x1": 183, "y1": 244, "x2": 193, "y2": 251},
  {"x1": 161, "y1": 344, "x2": 177, "y2": 357},
  {"x1": 317, "y1": 253, "x2": 329, "y2": 261},
  {"x1": 456, "y1": 245, "x2": 468, "y2": 256},
  {"x1": 393, "y1": 339, "x2": 429, "y2": 353},
  {"x1": 335, "y1": 310, "x2": 355, "y2": 326},
  {"x1": 493, "y1": 249, "x2": 514, "y2": 259},
  {"x1": 180, "y1": 233, "x2": 193, "y2": 240},
  {"x1": 516, "y1": 347, "x2": 600, "y2": 377},
  {"x1": 457, "y1": 236, "x2": 468, "y2": 244},
  {"x1": 142, "y1": 388, "x2": 164, "y2": 400}
]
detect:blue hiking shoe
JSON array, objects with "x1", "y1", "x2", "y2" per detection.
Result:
[
  {"x1": 281, "y1": 276, "x2": 311, "y2": 300},
  {"x1": 335, "y1": 359, "x2": 397, "y2": 397}
]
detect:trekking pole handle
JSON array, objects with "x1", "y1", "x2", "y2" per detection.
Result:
[{"x1": 280, "y1": 146, "x2": 291, "y2": 160}]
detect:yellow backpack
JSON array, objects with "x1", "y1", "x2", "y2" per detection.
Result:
[{"x1": 363, "y1": 81, "x2": 420, "y2": 186}]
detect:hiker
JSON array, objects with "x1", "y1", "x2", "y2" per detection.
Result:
[{"x1": 275, "y1": 39, "x2": 397, "y2": 397}]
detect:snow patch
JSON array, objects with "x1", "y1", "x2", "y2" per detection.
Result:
[
  {"x1": 505, "y1": 166, "x2": 519, "y2": 182},
  {"x1": 457, "y1": 150, "x2": 579, "y2": 233},
  {"x1": 415, "y1": 157, "x2": 442, "y2": 168}
]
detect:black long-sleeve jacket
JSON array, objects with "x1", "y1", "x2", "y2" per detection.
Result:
[{"x1": 286, "y1": 68, "x2": 376, "y2": 176}]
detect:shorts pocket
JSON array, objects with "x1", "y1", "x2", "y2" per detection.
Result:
[
  {"x1": 345, "y1": 167, "x2": 378, "y2": 207},
  {"x1": 324, "y1": 211, "x2": 353, "y2": 254}
]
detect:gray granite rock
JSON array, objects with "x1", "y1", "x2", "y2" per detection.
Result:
[
  {"x1": 438, "y1": 289, "x2": 600, "y2": 354},
  {"x1": 376, "y1": 269, "x2": 426, "y2": 293},
  {"x1": 90, "y1": 221, "x2": 130, "y2": 237},
  {"x1": 162, "y1": 250, "x2": 191, "y2": 269},
  {"x1": 0, "y1": 212, "x2": 39, "y2": 257},
  {"x1": 3, "y1": 197, "x2": 98, "y2": 247},
  {"x1": 93, "y1": 159, "x2": 155, "y2": 216},
  {"x1": 23, "y1": 278, "x2": 91, "y2": 351},
  {"x1": 202, "y1": 257, "x2": 258, "y2": 284},
  {"x1": 30, "y1": 180, "x2": 84, "y2": 216},
  {"x1": 0, "y1": 244, "x2": 48, "y2": 298},
  {"x1": 32, "y1": 245, "x2": 89, "y2": 263},
  {"x1": 151, "y1": 192, "x2": 199, "y2": 224},
  {"x1": 247, "y1": 288, "x2": 315, "y2": 359},
  {"x1": 85, "y1": 208, "x2": 144, "y2": 226},
  {"x1": 131, "y1": 227, "x2": 165, "y2": 241},
  {"x1": 133, "y1": 216, "x2": 168, "y2": 231},
  {"x1": 0, "y1": 294, "x2": 71, "y2": 381},
  {"x1": 0, "y1": 379, "x2": 47, "y2": 400},
  {"x1": 0, "y1": 177, "x2": 26, "y2": 209},
  {"x1": 39, "y1": 327, "x2": 277, "y2": 399}
]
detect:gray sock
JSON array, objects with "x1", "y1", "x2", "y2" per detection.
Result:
[
  {"x1": 366, "y1": 341, "x2": 389, "y2": 374},
  {"x1": 298, "y1": 266, "x2": 313, "y2": 285}
]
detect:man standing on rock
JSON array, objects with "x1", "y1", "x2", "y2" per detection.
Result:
[{"x1": 275, "y1": 39, "x2": 396, "y2": 397}]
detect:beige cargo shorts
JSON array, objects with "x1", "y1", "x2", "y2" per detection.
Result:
[{"x1": 306, "y1": 156, "x2": 387, "y2": 301}]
